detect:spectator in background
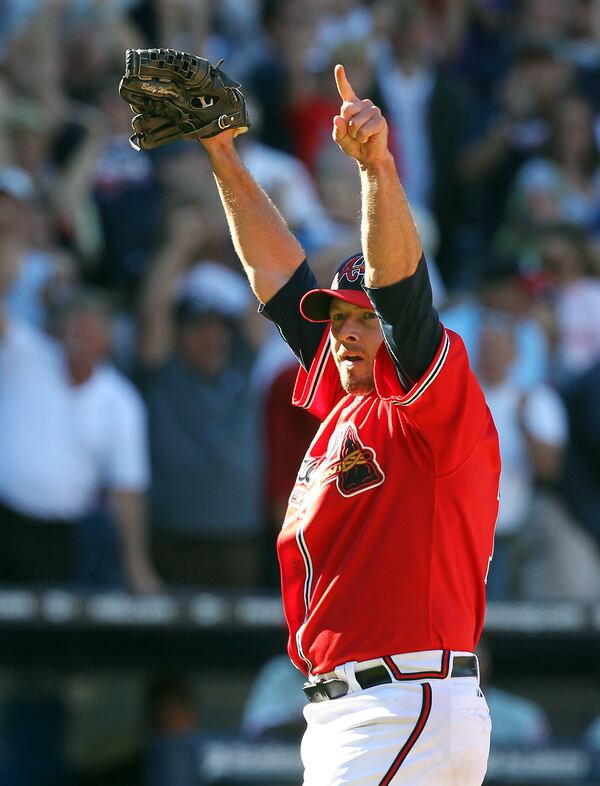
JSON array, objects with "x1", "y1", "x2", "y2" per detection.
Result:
[
  {"x1": 56, "y1": 2, "x2": 145, "y2": 106},
  {"x1": 474, "y1": 312, "x2": 600, "y2": 601},
  {"x1": 0, "y1": 2, "x2": 136, "y2": 267},
  {"x1": 0, "y1": 250, "x2": 158, "y2": 590},
  {"x1": 138, "y1": 207, "x2": 264, "y2": 588},
  {"x1": 241, "y1": 654, "x2": 306, "y2": 741},
  {"x1": 514, "y1": 0, "x2": 569, "y2": 45},
  {"x1": 313, "y1": 0, "x2": 374, "y2": 58},
  {"x1": 0, "y1": 166, "x2": 78, "y2": 328},
  {"x1": 585, "y1": 713, "x2": 600, "y2": 751},
  {"x1": 459, "y1": 38, "x2": 575, "y2": 247},
  {"x1": 561, "y1": 358, "x2": 600, "y2": 547},
  {"x1": 444, "y1": 0, "x2": 514, "y2": 112},
  {"x1": 91, "y1": 76, "x2": 162, "y2": 300},
  {"x1": 151, "y1": 0, "x2": 212, "y2": 58},
  {"x1": 144, "y1": 674, "x2": 203, "y2": 786},
  {"x1": 535, "y1": 223, "x2": 600, "y2": 384},
  {"x1": 0, "y1": 165, "x2": 46, "y2": 322},
  {"x1": 476, "y1": 637, "x2": 552, "y2": 748},
  {"x1": 0, "y1": 677, "x2": 77, "y2": 786},
  {"x1": 475, "y1": 314, "x2": 568, "y2": 599},
  {"x1": 84, "y1": 673, "x2": 201, "y2": 786},
  {"x1": 313, "y1": 132, "x2": 362, "y2": 240},
  {"x1": 370, "y1": 0, "x2": 474, "y2": 284},
  {"x1": 1, "y1": 99, "x2": 57, "y2": 199},
  {"x1": 442, "y1": 254, "x2": 550, "y2": 389},
  {"x1": 559, "y1": 0, "x2": 600, "y2": 109},
  {"x1": 247, "y1": 0, "x2": 320, "y2": 154},
  {"x1": 410, "y1": 203, "x2": 448, "y2": 307},
  {"x1": 502, "y1": 95, "x2": 600, "y2": 254}
]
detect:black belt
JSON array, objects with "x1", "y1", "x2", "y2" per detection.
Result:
[{"x1": 303, "y1": 655, "x2": 478, "y2": 703}]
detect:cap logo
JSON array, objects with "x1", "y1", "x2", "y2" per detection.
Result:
[{"x1": 336, "y1": 255, "x2": 364, "y2": 287}]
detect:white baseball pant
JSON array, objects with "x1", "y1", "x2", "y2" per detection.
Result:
[{"x1": 301, "y1": 651, "x2": 491, "y2": 786}]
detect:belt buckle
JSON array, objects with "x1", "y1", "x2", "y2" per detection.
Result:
[
  {"x1": 451, "y1": 655, "x2": 478, "y2": 679},
  {"x1": 303, "y1": 678, "x2": 349, "y2": 703}
]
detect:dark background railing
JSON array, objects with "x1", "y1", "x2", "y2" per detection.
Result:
[{"x1": 0, "y1": 591, "x2": 598, "y2": 785}]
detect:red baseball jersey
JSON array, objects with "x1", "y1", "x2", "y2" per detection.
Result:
[{"x1": 278, "y1": 326, "x2": 500, "y2": 676}]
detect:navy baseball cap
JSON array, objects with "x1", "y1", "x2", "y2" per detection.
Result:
[{"x1": 300, "y1": 253, "x2": 373, "y2": 323}]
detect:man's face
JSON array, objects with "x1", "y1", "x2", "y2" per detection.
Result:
[
  {"x1": 329, "y1": 298, "x2": 383, "y2": 395},
  {"x1": 540, "y1": 234, "x2": 584, "y2": 283},
  {"x1": 477, "y1": 324, "x2": 515, "y2": 387},
  {"x1": 60, "y1": 308, "x2": 111, "y2": 366},
  {"x1": 177, "y1": 314, "x2": 232, "y2": 377}
]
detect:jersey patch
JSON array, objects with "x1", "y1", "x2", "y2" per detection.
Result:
[
  {"x1": 323, "y1": 423, "x2": 385, "y2": 497},
  {"x1": 291, "y1": 423, "x2": 385, "y2": 508}
]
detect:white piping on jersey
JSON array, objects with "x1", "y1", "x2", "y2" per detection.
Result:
[
  {"x1": 300, "y1": 330, "x2": 330, "y2": 410},
  {"x1": 295, "y1": 526, "x2": 314, "y2": 672},
  {"x1": 395, "y1": 329, "x2": 450, "y2": 406}
]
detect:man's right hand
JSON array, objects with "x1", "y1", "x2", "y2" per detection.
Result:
[{"x1": 332, "y1": 64, "x2": 391, "y2": 167}]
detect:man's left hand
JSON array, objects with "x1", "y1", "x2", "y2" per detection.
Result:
[{"x1": 126, "y1": 556, "x2": 163, "y2": 594}]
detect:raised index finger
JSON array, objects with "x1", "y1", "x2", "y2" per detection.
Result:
[{"x1": 334, "y1": 64, "x2": 359, "y2": 103}]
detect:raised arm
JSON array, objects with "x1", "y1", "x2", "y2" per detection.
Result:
[
  {"x1": 332, "y1": 64, "x2": 422, "y2": 288},
  {"x1": 198, "y1": 135, "x2": 306, "y2": 304}
]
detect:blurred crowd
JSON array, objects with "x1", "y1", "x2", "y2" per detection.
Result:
[{"x1": 1, "y1": 0, "x2": 600, "y2": 606}]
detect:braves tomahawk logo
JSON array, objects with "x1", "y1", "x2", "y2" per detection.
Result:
[
  {"x1": 290, "y1": 423, "x2": 384, "y2": 506},
  {"x1": 335, "y1": 254, "x2": 365, "y2": 286},
  {"x1": 324, "y1": 423, "x2": 385, "y2": 496}
]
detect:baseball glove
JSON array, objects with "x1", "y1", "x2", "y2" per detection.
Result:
[{"x1": 119, "y1": 48, "x2": 250, "y2": 150}]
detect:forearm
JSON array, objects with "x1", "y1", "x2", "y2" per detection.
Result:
[
  {"x1": 526, "y1": 439, "x2": 563, "y2": 483},
  {"x1": 459, "y1": 125, "x2": 510, "y2": 184},
  {"x1": 22, "y1": 3, "x2": 66, "y2": 118},
  {"x1": 138, "y1": 203, "x2": 207, "y2": 365},
  {"x1": 138, "y1": 245, "x2": 183, "y2": 365},
  {"x1": 203, "y1": 139, "x2": 306, "y2": 303},
  {"x1": 57, "y1": 108, "x2": 107, "y2": 203},
  {"x1": 110, "y1": 490, "x2": 153, "y2": 571},
  {"x1": 359, "y1": 153, "x2": 422, "y2": 288}
]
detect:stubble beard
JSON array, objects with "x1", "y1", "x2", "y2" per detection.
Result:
[{"x1": 339, "y1": 367, "x2": 375, "y2": 396}]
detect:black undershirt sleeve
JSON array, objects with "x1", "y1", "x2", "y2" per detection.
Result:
[
  {"x1": 260, "y1": 256, "x2": 442, "y2": 387},
  {"x1": 259, "y1": 260, "x2": 326, "y2": 370},
  {"x1": 365, "y1": 256, "x2": 443, "y2": 391}
]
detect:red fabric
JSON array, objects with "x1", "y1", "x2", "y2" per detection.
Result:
[
  {"x1": 265, "y1": 364, "x2": 319, "y2": 508},
  {"x1": 292, "y1": 329, "x2": 344, "y2": 422},
  {"x1": 288, "y1": 96, "x2": 340, "y2": 173},
  {"x1": 279, "y1": 327, "x2": 500, "y2": 675}
]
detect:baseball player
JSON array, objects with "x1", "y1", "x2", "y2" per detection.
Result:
[{"x1": 126, "y1": 57, "x2": 501, "y2": 784}]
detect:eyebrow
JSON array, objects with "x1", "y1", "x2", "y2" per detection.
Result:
[{"x1": 330, "y1": 305, "x2": 374, "y2": 315}]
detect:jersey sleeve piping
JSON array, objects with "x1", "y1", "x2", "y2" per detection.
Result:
[{"x1": 376, "y1": 329, "x2": 450, "y2": 406}]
